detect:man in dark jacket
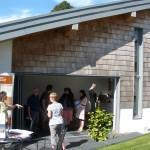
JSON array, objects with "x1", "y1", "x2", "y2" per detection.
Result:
[
  {"x1": 89, "y1": 83, "x2": 97, "y2": 112},
  {"x1": 27, "y1": 88, "x2": 40, "y2": 132}
]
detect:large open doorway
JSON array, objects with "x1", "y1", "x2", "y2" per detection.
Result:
[{"x1": 13, "y1": 74, "x2": 120, "y2": 132}]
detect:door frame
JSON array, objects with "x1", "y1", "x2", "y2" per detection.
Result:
[
  {"x1": 113, "y1": 78, "x2": 120, "y2": 133},
  {"x1": 13, "y1": 73, "x2": 121, "y2": 131}
]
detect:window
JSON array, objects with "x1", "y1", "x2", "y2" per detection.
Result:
[{"x1": 133, "y1": 28, "x2": 143, "y2": 119}]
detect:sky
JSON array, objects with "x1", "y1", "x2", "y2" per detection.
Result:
[{"x1": 0, "y1": 0, "x2": 117, "y2": 23}]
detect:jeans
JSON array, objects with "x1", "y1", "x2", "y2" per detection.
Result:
[{"x1": 50, "y1": 124, "x2": 64, "y2": 146}]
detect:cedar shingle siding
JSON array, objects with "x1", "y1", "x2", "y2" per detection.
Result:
[{"x1": 12, "y1": 10, "x2": 150, "y2": 109}]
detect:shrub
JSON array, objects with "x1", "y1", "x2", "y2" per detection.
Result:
[{"x1": 87, "y1": 108, "x2": 113, "y2": 141}]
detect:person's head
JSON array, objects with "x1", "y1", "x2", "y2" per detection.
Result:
[
  {"x1": 33, "y1": 88, "x2": 39, "y2": 96},
  {"x1": 91, "y1": 83, "x2": 96, "y2": 89},
  {"x1": 0, "y1": 91, "x2": 7, "y2": 101},
  {"x1": 80, "y1": 90, "x2": 86, "y2": 99},
  {"x1": 64, "y1": 88, "x2": 71, "y2": 95},
  {"x1": 46, "y1": 84, "x2": 53, "y2": 92},
  {"x1": 49, "y1": 92, "x2": 58, "y2": 103}
]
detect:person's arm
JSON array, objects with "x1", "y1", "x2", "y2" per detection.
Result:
[
  {"x1": 7, "y1": 104, "x2": 23, "y2": 110},
  {"x1": 60, "y1": 104, "x2": 63, "y2": 117},
  {"x1": 89, "y1": 83, "x2": 96, "y2": 91},
  {"x1": 47, "y1": 110, "x2": 52, "y2": 118},
  {"x1": 7, "y1": 104, "x2": 16, "y2": 110},
  {"x1": 28, "y1": 106, "x2": 32, "y2": 120},
  {"x1": 60, "y1": 108, "x2": 63, "y2": 116},
  {"x1": 42, "y1": 98, "x2": 46, "y2": 111},
  {"x1": 80, "y1": 98, "x2": 87, "y2": 108},
  {"x1": 27, "y1": 97, "x2": 32, "y2": 120},
  {"x1": 47, "y1": 105, "x2": 52, "y2": 119}
]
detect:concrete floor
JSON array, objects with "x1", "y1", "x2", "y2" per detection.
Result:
[{"x1": 22, "y1": 131, "x2": 142, "y2": 150}]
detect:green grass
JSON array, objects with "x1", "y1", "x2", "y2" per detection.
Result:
[{"x1": 98, "y1": 134, "x2": 150, "y2": 150}]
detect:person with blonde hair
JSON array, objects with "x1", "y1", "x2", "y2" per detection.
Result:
[
  {"x1": 47, "y1": 92, "x2": 65, "y2": 150},
  {"x1": 0, "y1": 91, "x2": 22, "y2": 112},
  {"x1": 0, "y1": 91, "x2": 23, "y2": 128}
]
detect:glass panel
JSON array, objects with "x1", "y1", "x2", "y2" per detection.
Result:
[{"x1": 133, "y1": 28, "x2": 143, "y2": 119}]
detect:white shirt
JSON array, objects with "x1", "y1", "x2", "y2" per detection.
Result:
[{"x1": 47, "y1": 102, "x2": 63, "y2": 125}]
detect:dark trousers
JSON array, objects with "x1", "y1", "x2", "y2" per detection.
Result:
[
  {"x1": 30, "y1": 111, "x2": 39, "y2": 132},
  {"x1": 90, "y1": 100, "x2": 96, "y2": 112}
]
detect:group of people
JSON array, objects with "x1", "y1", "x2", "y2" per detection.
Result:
[
  {"x1": 27, "y1": 83, "x2": 97, "y2": 130},
  {"x1": 27, "y1": 83, "x2": 97, "y2": 150},
  {"x1": 0, "y1": 83, "x2": 97, "y2": 150}
]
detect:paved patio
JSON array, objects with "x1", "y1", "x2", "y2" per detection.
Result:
[{"x1": 23, "y1": 131, "x2": 142, "y2": 150}]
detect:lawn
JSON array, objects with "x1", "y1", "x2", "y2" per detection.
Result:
[{"x1": 98, "y1": 134, "x2": 150, "y2": 150}]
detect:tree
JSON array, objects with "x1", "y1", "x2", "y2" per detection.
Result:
[{"x1": 52, "y1": 1, "x2": 73, "y2": 12}]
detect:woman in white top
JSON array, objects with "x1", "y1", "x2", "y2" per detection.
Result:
[
  {"x1": 0, "y1": 91, "x2": 23, "y2": 128},
  {"x1": 76, "y1": 90, "x2": 87, "y2": 132},
  {"x1": 47, "y1": 92, "x2": 65, "y2": 150}
]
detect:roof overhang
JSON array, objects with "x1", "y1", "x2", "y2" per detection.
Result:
[{"x1": 0, "y1": 0, "x2": 150, "y2": 42}]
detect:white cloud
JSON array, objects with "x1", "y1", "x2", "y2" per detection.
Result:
[
  {"x1": 54, "y1": 0, "x2": 94, "y2": 7},
  {"x1": 0, "y1": 9, "x2": 33, "y2": 23}
]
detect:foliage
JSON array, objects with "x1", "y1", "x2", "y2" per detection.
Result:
[
  {"x1": 88, "y1": 108, "x2": 113, "y2": 141},
  {"x1": 52, "y1": 1, "x2": 73, "y2": 12}
]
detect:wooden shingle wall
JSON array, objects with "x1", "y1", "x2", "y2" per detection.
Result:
[{"x1": 12, "y1": 10, "x2": 150, "y2": 109}]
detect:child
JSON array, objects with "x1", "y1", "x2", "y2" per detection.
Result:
[{"x1": 47, "y1": 92, "x2": 65, "y2": 150}]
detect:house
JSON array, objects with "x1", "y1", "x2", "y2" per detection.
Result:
[{"x1": 0, "y1": 0, "x2": 150, "y2": 133}]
